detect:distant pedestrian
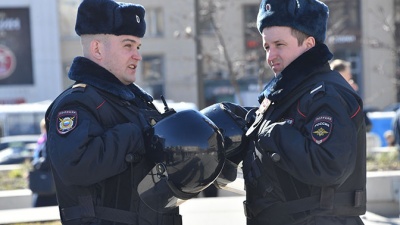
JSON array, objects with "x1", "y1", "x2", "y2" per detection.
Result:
[
  {"x1": 331, "y1": 59, "x2": 372, "y2": 132},
  {"x1": 384, "y1": 130, "x2": 395, "y2": 147},
  {"x1": 30, "y1": 118, "x2": 57, "y2": 207},
  {"x1": 330, "y1": 59, "x2": 358, "y2": 91}
]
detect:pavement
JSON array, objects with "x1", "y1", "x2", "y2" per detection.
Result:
[{"x1": 0, "y1": 195, "x2": 399, "y2": 225}]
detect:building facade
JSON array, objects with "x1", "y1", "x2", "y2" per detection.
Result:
[{"x1": 0, "y1": 0, "x2": 63, "y2": 104}]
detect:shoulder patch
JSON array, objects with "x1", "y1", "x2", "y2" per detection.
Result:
[
  {"x1": 311, "y1": 115, "x2": 332, "y2": 144},
  {"x1": 57, "y1": 110, "x2": 78, "y2": 134}
]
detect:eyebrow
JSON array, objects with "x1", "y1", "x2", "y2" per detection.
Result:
[
  {"x1": 264, "y1": 39, "x2": 284, "y2": 46},
  {"x1": 122, "y1": 38, "x2": 141, "y2": 47},
  {"x1": 273, "y1": 39, "x2": 284, "y2": 44}
]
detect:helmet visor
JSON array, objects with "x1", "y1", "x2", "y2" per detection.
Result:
[{"x1": 138, "y1": 163, "x2": 197, "y2": 213}]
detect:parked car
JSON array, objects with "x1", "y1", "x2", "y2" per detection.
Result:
[
  {"x1": 0, "y1": 135, "x2": 39, "y2": 165},
  {"x1": 382, "y1": 102, "x2": 400, "y2": 112}
]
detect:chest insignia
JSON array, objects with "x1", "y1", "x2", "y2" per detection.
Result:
[
  {"x1": 311, "y1": 115, "x2": 332, "y2": 144},
  {"x1": 57, "y1": 110, "x2": 78, "y2": 135},
  {"x1": 279, "y1": 117, "x2": 294, "y2": 126},
  {"x1": 258, "y1": 98, "x2": 271, "y2": 114}
]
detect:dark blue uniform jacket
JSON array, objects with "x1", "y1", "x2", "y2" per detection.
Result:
[
  {"x1": 45, "y1": 57, "x2": 182, "y2": 225},
  {"x1": 243, "y1": 44, "x2": 366, "y2": 225}
]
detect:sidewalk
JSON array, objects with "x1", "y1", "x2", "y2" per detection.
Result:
[
  {"x1": 0, "y1": 206, "x2": 59, "y2": 224},
  {"x1": 181, "y1": 196, "x2": 400, "y2": 225},
  {"x1": 0, "y1": 196, "x2": 399, "y2": 225}
]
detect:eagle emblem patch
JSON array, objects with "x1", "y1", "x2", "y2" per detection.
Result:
[
  {"x1": 311, "y1": 116, "x2": 332, "y2": 144},
  {"x1": 57, "y1": 110, "x2": 78, "y2": 134}
]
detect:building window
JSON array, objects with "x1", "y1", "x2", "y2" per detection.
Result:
[
  {"x1": 324, "y1": 0, "x2": 360, "y2": 31},
  {"x1": 145, "y1": 8, "x2": 164, "y2": 37},
  {"x1": 142, "y1": 55, "x2": 164, "y2": 99},
  {"x1": 243, "y1": 4, "x2": 267, "y2": 79},
  {"x1": 243, "y1": 4, "x2": 261, "y2": 51}
]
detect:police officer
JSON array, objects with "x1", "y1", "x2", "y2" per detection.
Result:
[
  {"x1": 45, "y1": 0, "x2": 182, "y2": 224},
  {"x1": 242, "y1": 0, "x2": 367, "y2": 224}
]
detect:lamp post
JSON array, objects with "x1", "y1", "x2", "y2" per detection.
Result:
[{"x1": 194, "y1": 0, "x2": 205, "y2": 110}]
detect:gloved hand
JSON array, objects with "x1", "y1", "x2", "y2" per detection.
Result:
[
  {"x1": 125, "y1": 122, "x2": 146, "y2": 163},
  {"x1": 33, "y1": 157, "x2": 50, "y2": 170},
  {"x1": 259, "y1": 121, "x2": 286, "y2": 138},
  {"x1": 220, "y1": 102, "x2": 249, "y2": 130},
  {"x1": 245, "y1": 107, "x2": 257, "y2": 128},
  {"x1": 256, "y1": 121, "x2": 287, "y2": 162},
  {"x1": 215, "y1": 102, "x2": 254, "y2": 165}
]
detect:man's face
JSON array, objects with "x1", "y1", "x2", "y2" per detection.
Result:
[
  {"x1": 262, "y1": 26, "x2": 312, "y2": 75},
  {"x1": 101, "y1": 35, "x2": 142, "y2": 85}
]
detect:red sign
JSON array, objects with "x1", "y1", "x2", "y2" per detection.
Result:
[
  {"x1": 0, "y1": 7, "x2": 33, "y2": 85},
  {"x1": 0, "y1": 45, "x2": 16, "y2": 80}
]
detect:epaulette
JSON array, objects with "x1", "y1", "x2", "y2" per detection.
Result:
[
  {"x1": 309, "y1": 81, "x2": 326, "y2": 96},
  {"x1": 71, "y1": 83, "x2": 87, "y2": 92}
]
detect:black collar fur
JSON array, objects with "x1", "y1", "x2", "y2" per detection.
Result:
[{"x1": 68, "y1": 57, "x2": 153, "y2": 102}]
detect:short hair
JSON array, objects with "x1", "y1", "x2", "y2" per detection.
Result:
[
  {"x1": 291, "y1": 28, "x2": 310, "y2": 46},
  {"x1": 330, "y1": 59, "x2": 351, "y2": 72},
  {"x1": 80, "y1": 34, "x2": 110, "y2": 57}
]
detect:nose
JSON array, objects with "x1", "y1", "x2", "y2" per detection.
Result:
[
  {"x1": 133, "y1": 50, "x2": 142, "y2": 61},
  {"x1": 266, "y1": 48, "x2": 276, "y2": 64}
]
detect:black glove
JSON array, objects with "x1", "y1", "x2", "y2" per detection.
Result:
[
  {"x1": 125, "y1": 123, "x2": 146, "y2": 163},
  {"x1": 220, "y1": 102, "x2": 249, "y2": 130},
  {"x1": 259, "y1": 121, "x2": 285, "y2": 138},
  {"x1": 218, "y1": 102, "x2": 253, "y2": 165},
  {"x1": 256, "y1": 121, "x2": 286, "y2": 163},
  {"x1": 245, "y1": 107, "x2": 257, "y2": 127}
]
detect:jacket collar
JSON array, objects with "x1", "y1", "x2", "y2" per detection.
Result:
[
  {"x1": 68, "y1": 57, "x2": 153, "y2": 102},
  {"x1": 259, "y1": 43, "x2": 333, "y2": 103}
]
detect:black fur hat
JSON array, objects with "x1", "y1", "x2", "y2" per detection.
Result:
[
  {"x1": 75, "y1": 0, "x2": 146, "y2": 37},
  {"x1": 257, "y1": 0, "x2": 328, "y2": 43}
]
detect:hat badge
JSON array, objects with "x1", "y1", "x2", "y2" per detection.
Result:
[
  {"x1": 265, "y1": 3, "x2": 271, "y2": 12},
  {"x1": 296, "y1": 0, "x2": 300, "y2": 9},
  {"x1": 136, "y1": 15, "x2": 140, "y2": 23}
]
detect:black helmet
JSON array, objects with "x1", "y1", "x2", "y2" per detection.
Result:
[
  {"x1": 200, "y1": 102, "x2": 248, "y2": 159},
  {"x1": 138, "y1": 109, "x2": 225, "y2": 212},
  {"x1": 200, "y1": 102, "x2": 250, "y2": 187}
]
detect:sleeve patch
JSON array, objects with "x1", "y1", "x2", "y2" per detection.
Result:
[
  {"x1": 311, "y1": 116, "x2": 332, "y2": 144},
  {"x1": 57, "y1": 110, "x2": 78, "y2": 135}
]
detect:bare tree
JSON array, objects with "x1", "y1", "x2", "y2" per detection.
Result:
[
  {"x1": 197, "y1": 0, "x2": 273, "y2": 106},
  {"x1": 207, "y1": 10, "x2": 244, "y2": 105},
  {"x1": 362, "y1": 5, "x2": 400, "y2": 101}
]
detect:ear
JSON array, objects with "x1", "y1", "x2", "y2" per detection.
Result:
[
  {"x1": 90, "y1": 39, "x2": 103, "y2": 60},
  {"x1": 304, "y1": 36, "x2": 316, "y2": 49}
]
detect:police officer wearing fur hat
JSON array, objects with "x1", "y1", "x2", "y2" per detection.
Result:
[
  {"x1": 241, "y1": 0, "x2": 367, "y2": 224},
  {"x1": 45, "y1": 0, "x2": 182, "y2": 224}
]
